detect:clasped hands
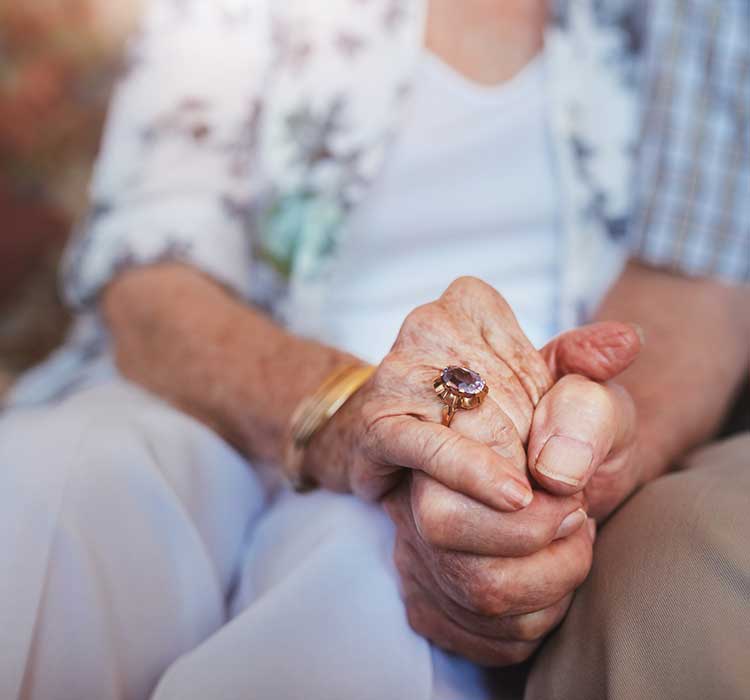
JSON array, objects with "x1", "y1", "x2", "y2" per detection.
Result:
[{"x1": 307, "y1": 277, "x2": 643, "y2": 666}]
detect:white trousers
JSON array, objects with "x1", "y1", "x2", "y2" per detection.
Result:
[{"x1": 0, "y1": 380, "x2": 490, "y2": 700}]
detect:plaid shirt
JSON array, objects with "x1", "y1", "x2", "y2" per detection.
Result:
[{"x1": 629, "y1": 0, "x2": 750, "y2": 282}]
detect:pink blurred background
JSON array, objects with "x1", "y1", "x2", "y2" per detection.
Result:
[{"x1": 0, "y1": 0, "x2": 144, "y2": 393}]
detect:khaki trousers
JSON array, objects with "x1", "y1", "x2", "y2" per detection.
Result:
[{"x1": 491, "y1": 433, "x2": 750, "y2": 700}]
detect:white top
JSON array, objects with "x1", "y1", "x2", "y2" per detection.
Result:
[{"x1": 294, "y1": 52, "x2": 561, "y2": 363}]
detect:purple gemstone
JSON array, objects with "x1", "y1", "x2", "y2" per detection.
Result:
[{"x1": 442, "y1": 366, "x2": 485, "y2": 395}]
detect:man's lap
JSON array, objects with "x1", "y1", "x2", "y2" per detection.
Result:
[{"x1": 526, "y1": 432, "x2": 750, "y2": 700}]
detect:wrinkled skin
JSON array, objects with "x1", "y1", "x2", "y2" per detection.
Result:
[{"x1": 308, "y1": 277, "x2": 642, "y2": 665}]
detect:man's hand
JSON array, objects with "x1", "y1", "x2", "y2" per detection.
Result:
[{"x1": 528, "y1": 324, "x2": 643, "y2": 519}]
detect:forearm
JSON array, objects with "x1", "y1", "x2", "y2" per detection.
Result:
[
  {"x1": 594, "y1": 261, "x2": 750, "y2": 482},
  {"x1": 102, "y1": 264, "x2": 358, "y2": 467}
]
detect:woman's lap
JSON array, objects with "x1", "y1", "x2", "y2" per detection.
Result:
[
  {"x1": 0, "y1": 379, "x2": 491, "y2": 700},
  {"x1": 157, "y1": 490, "x2": 433, "y2": 699},
  {"x1": 156, "y1": 471, "x2": 492, "y2": 699},
  {"x1": 0, "y1": 381, "x2": 264, "y2": 700}
]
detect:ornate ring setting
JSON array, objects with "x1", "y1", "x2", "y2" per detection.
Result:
[{"x1": 433, "y1": 366, "x2": 489, "y2": 427}]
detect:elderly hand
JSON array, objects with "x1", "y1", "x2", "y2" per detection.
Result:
[
  {"x1": 307, "y1": 276, "x2": 557, "y2": 509},
  {"x1": 305, "y1": 277, "x2": 641, "y2": 665},
  {"x1": 383, "y1": 474, "x2": 595, "y2": 665},
  {"x1": 377, "y1": 320, "x2": 640, "y2": 666},
  {"x1": 310, "y1": 277, "x2": 641, "y2": 517},
  {"x1": 528, "y1": 324, "x2": 643, "y2": 519}
]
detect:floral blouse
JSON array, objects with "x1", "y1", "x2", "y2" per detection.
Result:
[
  {"x1": 8, "y1": 0, "x2": 749, "y2": 407},
  {"x1": 62, "y1": 0, "x2": 639, "y2": 323}
]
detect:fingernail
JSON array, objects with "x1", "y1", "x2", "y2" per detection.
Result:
[
  {"x1": 628, "y1": 322, "x2": 646, "y2": 347},
  {"x1": 536, "y1": 436, "x2": 593, "y2": 488},
  {"x1": 502, "y1": 479, "x2": 533, "y2": 509},
  {"x1": 554, "y1": 508, "x2": 587, "y2": 540},
  {"x1": 586, "y1": 517, "x2": 597, "y2": 542}
]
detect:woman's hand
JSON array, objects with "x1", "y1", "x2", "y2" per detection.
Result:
[
  {"x1": 308, "y1": 277, "x2": 642, "y2": 518},
  {"x1": 306, "y1": 276, "x2": 557, "y2": 510},
  {"x1": 383, "y1": 473, "x2": 595, "y2": 666}
]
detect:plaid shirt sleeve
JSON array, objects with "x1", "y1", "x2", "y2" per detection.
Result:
[{"x1": 628, "y1": 0, "x2": 750, "y2": 283}]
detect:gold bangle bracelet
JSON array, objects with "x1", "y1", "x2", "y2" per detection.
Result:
[{"x1": 284, "y1": 364, "x2": 376, "y2": 492}]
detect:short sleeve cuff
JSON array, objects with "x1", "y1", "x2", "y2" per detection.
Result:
[
  {"x1": 629, "y1": 208, "x2": 750, "y2": 285},
  {"x1": 61, "y1": 196, "x2": 252, "y2": 309}
]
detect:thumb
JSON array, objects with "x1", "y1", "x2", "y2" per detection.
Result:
[{"x1": 541, "y1": 322, "x2": 643, "y2": 382}]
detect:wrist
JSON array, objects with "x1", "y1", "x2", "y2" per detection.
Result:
[
  {"x1": 284, "y1": 364, "x2": 376, "y2": 492},
  {"x1": 205, "y1": 306, "x2": 360, "y2": 465},
  {"x1": 303, "y1": 381, "x2": 366, "y2": 493}
]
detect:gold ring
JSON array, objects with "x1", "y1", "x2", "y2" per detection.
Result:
[{"x1": 433, "y1": 366, "x2": 489, "y2": 427}]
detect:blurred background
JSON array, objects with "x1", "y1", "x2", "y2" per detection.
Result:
[{"x1": 0, "y1": 0, "x2": 144, "y2": 395}]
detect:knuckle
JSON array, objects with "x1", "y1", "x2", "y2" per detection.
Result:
[
  {"x1": 400, "y1": 303, "x2": 435, "y2": 337},
  {"x1": 404, "y1": 601, "x2": 427, "y2": 635},
  {"x1": 487, "y1": 414, "x2": 518, "y2": 452},
  {"x1": 404, "y1": 598, "x2": 439, "y2": 644},
  {"x1": 507, "y1": 611, "x2": 553, "y2": 643},
  {"x1": 491, "y1": 388, "x2": 534, "y2": 448},
  {"x1": 433, "y1": 549, "x2": 465, "y2": 584},
  {"x1": 392, "y1": 538, "x2": 412, "y2": 576},
  {"x1": 360, "y1": 400, "x2": 384, "y2": 444},
  {"x1": 558, "y1": 373, "x2": 592, "y2": 390},
  {"x1": 585, "y1": 382, "x2": 614, "y2": 416},
  {"x1": 471, "y1": 593, "x2": 507, "y2": 619},
  {"x1": 447, "y1": 276, "x2": 509, "y2": 308},
  {"x1": 575, "y1": 546, "x2": 595, "y2": 587},
  {"x1": 459, "y1": 563, "x2": 509, "y2": 617},
  {"x1": 442, "y1": 276, "x2": 495, "y2": 310},
  {"x1": 563, "y1": 375, "x2": 612, "y2": 414},
  {"x1": 514, "y1": 519, "x2": 551, "y2": 553},
  {"x1": 567, "y1": 537, "x2": 595, "y2": 591},
  {"x1": 611, "y1": 381, "x2": 637, "y2": 424},
  {"x1": 461, "y1": 640, "x2": 530, "y2": 668},
  {"x1": 446, "y1": 276, "x2": 481, "y2": 295},
  {"x1": 360, "y1": 409, "x2": 402, "y2": 460},
  {"x1": 435, "y1": 552, "x2": 495, "y2": 614},
  {"x1": 412, "y1": 481, "x2": 455, "y2": 549},
  {"x1": 422, "y1": 430, "x2": 463, "y2": 476},
  {"x1": 498, "y1": 641, "x2": 538, "y2": 666}
]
